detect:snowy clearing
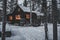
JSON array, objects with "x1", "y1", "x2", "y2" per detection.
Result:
[{"x1": 0, "y1": 22, "x2": 60, "y2": 40}]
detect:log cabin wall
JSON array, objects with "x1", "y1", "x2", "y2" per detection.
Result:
[{"x1": 7, "y1": 5, "x2": 38, "y2": 25}]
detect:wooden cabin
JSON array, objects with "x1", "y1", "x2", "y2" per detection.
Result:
[{"x1": 7, "y1": 4, "x2": 44, "y2": 26}]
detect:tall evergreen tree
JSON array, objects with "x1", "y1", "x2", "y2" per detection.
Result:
[
  {"x1": 2, "y1": 0, "x2": 7, "y2": 40},
  {"x1": 52, "y1": 0, "x2": 58, "y2": 40},
  {"x1": 42, "y1": 0, "x2": 48, "y2": 40}
]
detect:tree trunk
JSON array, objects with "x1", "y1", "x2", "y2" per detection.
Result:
[
  {"x1": 2, "y1": 0, "x2": 7, "y2": 40},
  {"x1": 52, "y1": 0, "x2": 58, "y2": 40},
  {"x1": 32, "y1": 1, "x2": 35, "y2": 11},
  {"x1": 24, "y1": 0, "x2": 27, "y2": 7},
  {"x1": 42, "y1": 0, "x2": 48, "y2": 40}
]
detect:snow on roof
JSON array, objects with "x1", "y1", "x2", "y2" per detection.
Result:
[
  {"x1": 18, "y1": 4, "x2": 44, "y2": 16},
  {"x1": 32, "y1": 11, "x2": 44, "y2": 16},
  {"x1": 19, "y1": 5, "x2": 30, "y2": 12}
]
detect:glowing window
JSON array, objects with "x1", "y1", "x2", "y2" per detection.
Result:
[
  {"x1": 9, "y1": 16, "x2": 12, "y2": 20},
  {"x1": 15, "y1": 15, "x2": 21, "y2": 20},
  {"x1": 26, "y1": 14, "x2": 30, "y2": 19}
]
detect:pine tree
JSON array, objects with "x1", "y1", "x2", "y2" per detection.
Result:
[
  {"x1": 2, "y1": 0, "x2": 7, "y2": 40},
  {"x1": 42, "y1": 0, "x2": 48, "y2": 40},
  {"x1": 52, "y1": 0, "x2": 58, "y2": 40}
]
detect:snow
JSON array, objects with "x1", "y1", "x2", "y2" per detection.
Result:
[
  {"x1": 0, "y1": 22, "x2": 60, "y2": 40},
  {"x1": 18, "y1": 5, "x2": 44, "y2": 16},
  {"x1": 18, "y1": 0, "x2": 24, "y2": 4},
  {"x1": 0, "y1": 22, "x2": 11, "y2": 31}
]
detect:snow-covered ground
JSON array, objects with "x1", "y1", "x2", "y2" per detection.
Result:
[{"x1": 0, "y1": 22, "x2": 60, "y2": 40}]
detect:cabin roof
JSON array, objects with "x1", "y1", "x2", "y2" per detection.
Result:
[{"x1": 18, "y1": 4, "x2": 44, "y2": 16}]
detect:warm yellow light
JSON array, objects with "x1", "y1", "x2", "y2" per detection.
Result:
[
  {"x1": 26, "y1": 14, "x2": 30, "y2": 19},
  {"x1": 15, "y1": 15, "x2": 21, "y2": 20},
  {"x1": 9, "y1": 16, "x2": 13, "y2": 20}
]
